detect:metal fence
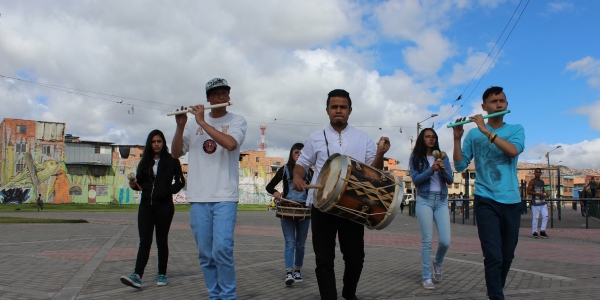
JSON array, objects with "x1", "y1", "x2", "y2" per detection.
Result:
[{"x1": 408, "y1": 198, "x2": 600, "y2": 229}]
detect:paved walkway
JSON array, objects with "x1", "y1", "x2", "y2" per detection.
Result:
[{"x1": 1, "y1": 205, "x2": 599, "y2": 299}]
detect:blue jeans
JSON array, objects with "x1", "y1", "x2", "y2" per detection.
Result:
[
  {"x1": 190, "y1": 202, "x2": 238, "y2": 300},
  {"x1": 281, "y1": 218, "x2": 310, "y2": 270},
  {"x1": 474, "y1": 195, "x2": 521, "y2": 300},
  {"x1": 416, "y1": 192, "x2": 451, "y2": 280}
]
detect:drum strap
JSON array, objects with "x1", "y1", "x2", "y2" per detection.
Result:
[{"x1": 323, "y1": 130, "x2": 330, "y2": 157}]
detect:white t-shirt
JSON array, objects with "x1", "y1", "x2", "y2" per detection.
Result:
[
  {"x1": 296, "y1": 125, "x2": 377, "y2": 206},
  {"x1": 427, "y1": 156, "x2": 441, "y2": 192},
  {"x1": 152, "y1": 158, "x2": 160, "y2": 176},
  {"x1": 181, "y1": 112, "x2": 247, "y2": 202}
]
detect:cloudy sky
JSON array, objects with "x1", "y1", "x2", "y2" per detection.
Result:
[{"x1": 1, "y1": 0, "x2": 599, "y2": 169}]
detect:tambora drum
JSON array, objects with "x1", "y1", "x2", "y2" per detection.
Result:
[
  {"x1": 275, "y1": 200, "x2": 311, "y2": 220},
  {"x1": 313, "y1": 153, "x2": 402, "y2": 230}
]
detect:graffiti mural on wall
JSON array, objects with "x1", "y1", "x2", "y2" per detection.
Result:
[
  {"x1": 166, "y1": 176, "x2": 273, "y2": 205},
  {"x1": 0, "y1": 153, "x2": 63, "y2": 204},
  {"x1": 239, "y1": 176, "x2": 271, "y2": 205}
]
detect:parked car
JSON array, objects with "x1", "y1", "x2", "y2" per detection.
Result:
[{"x1": 402, "y1": 194, "x2": 414, "y2": 204}]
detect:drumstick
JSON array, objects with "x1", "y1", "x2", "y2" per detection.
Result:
[
  {"x1": 304, "y1": 184, "x2": 323, "y2": 189},
  {"x1": 378, "y1": 140, "x2": 384, "y2": 148},
  {"x1": 166, "y1": 102, "x2": 232, "y2": 116},
  {"x1": 266, "y1": 194, "x2": 300, "y2": 203},
  {"x1": 446, "y1": 110, "x2": 510, "y2": 128}
]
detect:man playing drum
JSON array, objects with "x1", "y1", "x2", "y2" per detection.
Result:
[{"x1": 293, "y1": 89, "x2": 390, "y2": 300}]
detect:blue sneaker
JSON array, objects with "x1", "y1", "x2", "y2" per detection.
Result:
[
  {"x1": 120, "y1": 273, "x2": 142, "y2": 288},
  {"x1": 157, "y1": 274, "x2": 167, "y2": 286}
]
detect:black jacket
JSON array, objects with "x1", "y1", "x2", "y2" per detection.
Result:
[{"x1": 135, "y1": 156, "x2": 185, "y2": 205}]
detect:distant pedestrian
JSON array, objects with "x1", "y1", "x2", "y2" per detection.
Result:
[
  {"x1": 36, "y1": 194, "x2": 43, "y2": 211},
  {"x1": 120, "y1": 129, "x2": 185, "y2": 289},
  {"x1": 449, "y1": 193, "x2": 456, "y2": 212},
  {"x1": 585, "y1": 177, "x2": 597, "y2": 198},
  {"x1": 457, "y1": 192, "x2": 464, "y2": 215},
  {"x1": 527, "y1": 168, "x2": 548, "y2": 239},
  {"x1": 400, "y1": 196, "x2": 406, "y2": 213}
]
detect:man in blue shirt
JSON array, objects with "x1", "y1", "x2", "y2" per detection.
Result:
[{"x1": 452, "y1": 86, "x2": 525, "y2": 300}]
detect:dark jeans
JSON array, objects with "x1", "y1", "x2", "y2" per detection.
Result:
[
  {"x1": 474, "y1": 195, "x2": 521, "y2": 300},
  {"x1": 135, "y1": 201, "x2": 175, "y2": 277},
  {"x1": 311, "y1": 206, "x2": 364, "y2": 300}
]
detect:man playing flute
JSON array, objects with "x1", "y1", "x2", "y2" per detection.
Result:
[
  {"x1": 452, "y1": 86, "x2": 525, "y2": 300},
  {"x1": 172, "y1": 78, "x2": 247, "y2": 300}
]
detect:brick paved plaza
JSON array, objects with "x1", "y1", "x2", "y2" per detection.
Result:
[{"x1": 1, "y1": 205, "x2": 599, "y2": 299}]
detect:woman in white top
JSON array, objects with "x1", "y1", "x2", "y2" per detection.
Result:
[{"x1": 409, "y1": 128, "x2": 453, "y2": 290}]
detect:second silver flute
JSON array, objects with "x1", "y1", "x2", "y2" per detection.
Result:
[{"x1": 166, "y1": 102, "x2": 232, "y2": 116}]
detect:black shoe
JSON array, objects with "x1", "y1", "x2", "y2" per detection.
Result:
[
  {"x1": 284, "y1": 272, "x2": 294, "y2": 286},
  {"x1": 540, "y1": 231, "x2": 548, "y2": 238},
  {"x1": 532, "y1": 232, "x2": 539, "y2": 239}
]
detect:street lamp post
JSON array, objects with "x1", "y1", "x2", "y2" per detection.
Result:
[
  {"x1": 416, "y1": 114, "x2": 438, "y2": 138},
  {"x1": 546, "y1": 145, "x2": 562, "y2": 197}
]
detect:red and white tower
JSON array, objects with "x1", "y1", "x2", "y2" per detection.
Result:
[{"x1": 258, "y1": 124, "x2": 268, "y2": 151}]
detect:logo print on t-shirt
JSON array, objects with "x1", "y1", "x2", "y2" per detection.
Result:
[{"x1": 203, "y1": 139, "x2": 217, "y2": 154}]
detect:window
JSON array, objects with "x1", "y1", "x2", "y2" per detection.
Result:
[
  {"x1": 89, "y1": 166, "x2": 106, "y2": 176},
  {"x1": 16, "y1": 163, "x2": 25, "y2": 173},
  {"x1": 16, "y1": 125, "x2": 27, "y2": 134},
  {"x1": 274, "y1": 161, "x2": 281, "y2": 166},
  {"x1": 256, "y1": 157, "x2": 260, "y2": 162},
  {"x1": 383, "y1": 166, "x2": 389, "y2": 171},
  {"x1": 94, "y1": 145, "x2": 101, "y2": 154},
  {"x1": 42, "y1": 145, "x2": 52, "y2": 154},
  {"x1": 454, "y1": 183, "x2": 459, "y2": 189},
  {"x1": 69, "y1": 186, "x2": 82, "y2": 195},
  {"x1": 16, "y1": 143, "x2": 27, "y2": 152},
  {"x1": 67, "y1": 165, "x2": 84, "y2": 176}
]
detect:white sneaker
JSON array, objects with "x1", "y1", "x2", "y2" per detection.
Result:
[{"x1": 422, "y1": 279, "x2": 435, "y2": 290}]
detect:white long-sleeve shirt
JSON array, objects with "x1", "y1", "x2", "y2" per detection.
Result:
[{"x1": 296, "y1": 124, "x2": 377, "y2": 206}]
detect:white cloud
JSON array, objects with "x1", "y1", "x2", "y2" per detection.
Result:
[
  {"x1": 574, "y1": 101, "x2": 600, "y2": 131},
  {"x1": 541, "y1": 1, "x2": 574, "y2": 16},
  {"x1": 522, "y1": 140, "x2": 600, "y2": 169},
  {"x1": 374, "y1": 0, "x2": 458, "y2": 75},
  {"x1": 566, "y1": 56, "x2": 600, "y2": 88},
  {"x1": 447, "y1": 51, "x2": 494, "y2": 85}
]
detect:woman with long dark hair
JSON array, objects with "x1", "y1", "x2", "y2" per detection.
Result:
[
  {"x1": 266, "y1": 143, "x2": 314, "y2": 286},
  {"x1": 409, "y1": 128, "x2": 452, "y2": 290},
  {"x1": 120, "y1": 129, "x2": 185, "y2": 288}
]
